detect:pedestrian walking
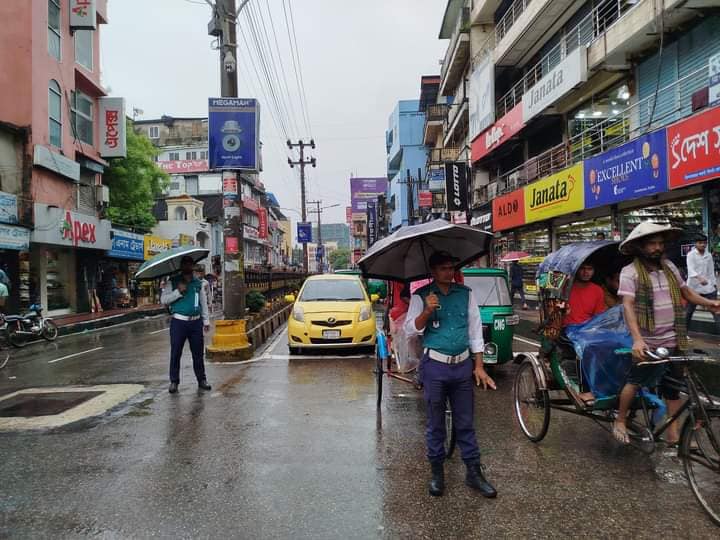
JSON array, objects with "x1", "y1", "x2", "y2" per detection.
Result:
[
  {"x1": 685, "y1": 234, "x2": 720, "y2": 336},
  {"x1": 405, "y1": 251, "x2": 497, "y2": 498},
  {"x1": 161, "y1": 255, "x2": 211, "y2": 394},
  {"x1": 510, "y1": 260, "x2": 528, "y2": 309}
]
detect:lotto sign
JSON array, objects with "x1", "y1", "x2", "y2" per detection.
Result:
[
  {"x1": 99, "y1": 97, "x2": 127, "y2": 158},
  {"x1": 667, "y1": 106, "x2": 720, "y2": 189}
]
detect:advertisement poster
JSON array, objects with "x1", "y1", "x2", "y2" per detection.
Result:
[
  {"x1": 584, "y1": 130, "x2": 668, "y2": 208},
  {"x1": 492, "y1": 189, "x2": 525, "y2": 231},
  {"x1": 525, "y1": 163, "x2": 584, "y2": 224},
  {"x1": 444, "y1": 162, "x2": 469, "y2": 212},
  {"x1": 208, "y1": 98, "x2": 260, "y2": 171},
  {"x1": 667, "y1": 105, "x2": 720, "y2": 189},
  {"x1": 297, "y1": 222, "x2": 312, "y2": 244},
  {"x1": 350, "y1": 177, "x2": 387, "y2": 212}
]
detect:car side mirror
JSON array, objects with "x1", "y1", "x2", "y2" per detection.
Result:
[
  {"x1": 370, "y1": 294, "x2": 379, "y2": 303},
  {"x1": 284, "y1": 294, "x2": 296, "y2": 303}
]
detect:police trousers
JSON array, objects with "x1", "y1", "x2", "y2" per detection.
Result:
[{"x1": 169, "y1": 318, "x2": 206, "y2": 384}]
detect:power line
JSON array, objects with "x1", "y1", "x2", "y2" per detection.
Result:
[
  {"x1": 287, "y1": 0, "x2": 313, "y2": 137},
  {"x1": 282, "y1": 0, "x2": 311, "y2": 137}
]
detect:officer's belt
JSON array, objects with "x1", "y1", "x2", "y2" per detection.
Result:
[
  {"x1": 426, "y1": 348, "x2": 470, "y2": 364},
  {"x1": 172, "y1": 314, "x2": 201, "y2": 321}
]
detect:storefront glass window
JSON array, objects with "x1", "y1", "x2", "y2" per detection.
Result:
[
  {"x1": 46, "y1": 249, "x2": 70, "y2": 311},
  {"x1": 556, "y1": 216, "x2": 612, "y2": 245},
  {"x1": 516, "y1": 228, "x2": 550, "y2": 294},
  {"x1": 569, "y1": 83, "x2": 631, "y2": 157}
]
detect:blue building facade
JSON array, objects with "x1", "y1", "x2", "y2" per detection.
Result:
[{"x1": 386, "y1": 100, "x2": 428, "y2": 231}]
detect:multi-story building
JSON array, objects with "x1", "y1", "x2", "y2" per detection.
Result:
[
  {"x1": 312, "y1": 223, "x2": 350, "y2": 249},
  {"x1": 0, "y1": 1, "x2": 135, "y2": 315},
  {"x1": 386, "y1": 100, "x2": 429, "y2": 230},
  {"x1": 452, "y1": 0, "x2": 720, "y2": 315}
]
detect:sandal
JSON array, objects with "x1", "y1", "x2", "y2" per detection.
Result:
[{"x1": 612, "y1": 422, "x2": 630, "y2": 445}]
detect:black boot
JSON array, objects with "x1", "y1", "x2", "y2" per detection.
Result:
[
  {"x1": 465, "y1": 460, "x2": 497, "y2": 498},
  {"x1": 168, "y1": 382, "x2": 178, "y2": 394},
  {"x1": 429, "y1": 462, "x2": 444, "y2": 497}
]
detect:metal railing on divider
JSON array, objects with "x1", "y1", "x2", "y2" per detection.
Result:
[{"x1": 494, "y1": 64, "x2": 711, "y2": 196}]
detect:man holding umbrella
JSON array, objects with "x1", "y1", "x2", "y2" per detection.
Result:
[
  {"x1": 161, "y1": 255, "x2": 211, "y2": 394},
  {"x1": 405, "y1": 251, "x2": 497, "y2": 498}
]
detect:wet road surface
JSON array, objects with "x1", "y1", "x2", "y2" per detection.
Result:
[{"x1": 0, "y1": 315, "x2": 718, "y2": 538}]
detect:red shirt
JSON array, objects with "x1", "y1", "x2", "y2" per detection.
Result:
[{"x1": 564, "y1": 281, "x2": 606, "y2": 326}]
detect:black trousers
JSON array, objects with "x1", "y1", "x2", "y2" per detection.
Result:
[{"x1": 169, "y1": 318, "x2": 206, "y2": 384}]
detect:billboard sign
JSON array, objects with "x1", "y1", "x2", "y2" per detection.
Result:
[
  {"x1": 419, "y1": 191, "x2": 432, "y2": 208},
  {"x1": 524, "y1": 163, "x2": 584, "y2": 224},
  {"x1": 158, "y1": 160, "x2": 209, "y2": 174},
  {"x1": 469, "y1": 56, "x2": 495, "y2": 139},
  {"x1": 584, "y1": 130, "x2": 668, "y2": 208},
  {"x1": 492, "y1": 189, "x2": 525, "y2": 231},
  {"x1": 108, "y1": 229, "x2": 145, "y2": 260},
  {"x1": 0, "y1": 191, "x2": 18, "y2": 224},
  {"x1": 444, "y1": 162, "x2": 469, "y2": 212},
  {"x1": 99, "y1": 97, "x2": 127, "y2": 158},
  {"x1": 522, "y1": 47, "x2": 587, "y2": 124},
  {"x1": 350, "y1": 177, "x2": 387, "y2": 212},
  {"x1": 208, "y1": 98, "x2": 260, "y2": 171},
  {"x1": 667, "y1": 105, "x2": 720, "y2": 189},
  {"x1": 0, "y1": 224, "x2": 30, "y2": 251},
  {"x1": 471, "y1": 104, "x2": 524, "y2": 162},
  {"x1": 70, "y1": 0, "x2": 96, "y2": 30},
  {"x1": 470, "y1": 203, "x2": 493, "y2": 233},
  {"x1": 297, "y1": 222, "x2": 312, "y2": 244}
]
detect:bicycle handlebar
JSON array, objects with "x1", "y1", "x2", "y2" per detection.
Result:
[{"x1": 614, "y1": 347, "x2": 719, "y2": 366}]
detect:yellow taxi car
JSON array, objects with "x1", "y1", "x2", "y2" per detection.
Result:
[{"x1": 286, "y1": 274, "x2": 378, "y2": 355}]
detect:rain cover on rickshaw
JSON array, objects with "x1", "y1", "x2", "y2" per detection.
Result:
[{"x1": 564, "y1": 305, "x2": 633, "y2": 398}]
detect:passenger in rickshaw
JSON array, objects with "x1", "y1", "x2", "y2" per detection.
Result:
[
  {"x1": 602, "y1": 270, "x2": 621, "y2": 308},
  {"x1": 613, "y1": 222, "x2": 720, "y2": 445},
  {"x1": 563, "y1": 263, "x2": 606, "y2": 327}
]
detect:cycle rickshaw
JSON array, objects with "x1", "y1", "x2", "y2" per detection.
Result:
[{"x1": 512, "y1": 240, "x2": 720, "y2": 525}]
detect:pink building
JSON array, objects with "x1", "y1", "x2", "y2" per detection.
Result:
[{"x1": 0, "y1": 0, "x2": 128, "y2": 315}]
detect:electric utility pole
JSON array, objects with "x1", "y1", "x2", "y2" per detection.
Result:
[
  {"x1": 207, "y1": 0, "x2": 250, "y2": 318},
  {"x1": 287, "y1": 139, "x2": 316, "y2": 273}
]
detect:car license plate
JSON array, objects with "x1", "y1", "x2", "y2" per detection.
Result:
[{"x1": 322, "y1": 330, "x2": 341, "y2": 339}]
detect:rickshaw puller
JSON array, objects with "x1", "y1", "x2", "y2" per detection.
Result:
[{"x1": 406, "y1": 251, "x2": 497, "y2": 498}]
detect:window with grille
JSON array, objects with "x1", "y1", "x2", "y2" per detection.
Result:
[
  {"x1": 74, "y1": 30, "x2": 92, "y2": 70},
  {"x1": 48, "y1": 0, "x2": 61, "y2": 60},
  {"x1": 71, "y1": 91, "x2": 94, "y2": 145},
  {"x1": 148, "y1": 126, "x2": 160, "y2": 139},
  {"x1": 186, "y1": 151, "x2": 197, "y2": 160},
  {"x1": 48, "y1": 80, "x2": 62, "y2": 147},
  {"x1": 168, "y1": 152, "x2": 180, "y2": 161}
]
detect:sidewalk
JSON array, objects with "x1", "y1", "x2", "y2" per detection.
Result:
[
  {"x1": 53, "y1": 305, "x2": 167, "y2": 336},
  {"x1": 513, "y1": 303, "x2": 720, "y2": 354}
]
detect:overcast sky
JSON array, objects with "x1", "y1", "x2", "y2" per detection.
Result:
[{"x1": 101, "y1": 0, "x2": 447, "y2": 226}]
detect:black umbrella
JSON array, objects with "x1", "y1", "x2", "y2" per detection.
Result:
[{"x1": 358, "y1": 219, "x2": 492, "y2": 282}]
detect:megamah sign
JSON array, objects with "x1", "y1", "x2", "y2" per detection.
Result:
[{"x1": 208, "y1": 98, "x2": 260, "y2": 172}]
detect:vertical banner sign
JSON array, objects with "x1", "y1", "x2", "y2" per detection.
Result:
[
  {"x1": 469, "y1": 56, "x2": 495, "y2": 140},
  {"x1": 345, "y1": 206, "x2": 352, "y2": 224},
  {"x1": 444, "y1": 162, "x2": 469, "y2": 212},
  {"x1": 258, "y1": 208, "x2": 268, "y2": 239},
  {"x1": 70, "y1": 0, "x2": 97, "y2": 30},
  {"x1": 418, "y1": 191, "x2": 432, "y2": 208},
  {"x1": 366, "y1": 201, "x2": 378, "y2": 247},
  {"x1": 99, "y1": 97, "x2": 127, "y2": 158},
  {"x1": 208, "y1": 98, "x2": 260, "y2": 171},
  {"x1": 222, "y1": 171, "x2": 240, "y2": 219},
  {"x1": 297, "y1": 222, "x2": 312, "y2": 244}
]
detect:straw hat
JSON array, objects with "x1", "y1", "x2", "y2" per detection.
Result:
[{"x1": 619, "y1": 222, "x2": 682, "y2": 255}]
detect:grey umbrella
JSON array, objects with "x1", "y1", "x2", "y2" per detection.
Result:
[
  {"x1": 134, "y1": 246, "x2": 210, "y2": 280},
  {"x1": 358, "y1": 219, "x2": 492, "y2": 282}
]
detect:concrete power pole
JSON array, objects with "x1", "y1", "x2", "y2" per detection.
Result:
[{"x1": 287, "y1": 139, "x2": 316, "y2": 273}]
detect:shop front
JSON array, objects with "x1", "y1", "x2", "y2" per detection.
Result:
[
  {"x1": 140, "y1": 235, "x2": 172, "y2": 306},
  {"x1": 30, "y1": 204, "x2": 112, "y2": 315},
  {"x1": 101, "y1": 229, "x2": 146, "y2": 309},
  {"x1": 0, "y1": 223, "x2": 31, "y2": 313}
]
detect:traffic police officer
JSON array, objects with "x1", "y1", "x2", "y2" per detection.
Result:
[
  {"x1": 161, "y1": 255, "x2": 211, "y2": 394},
  {"x1": 405, "y1": 251, "x2": 497, "y2": 497}
]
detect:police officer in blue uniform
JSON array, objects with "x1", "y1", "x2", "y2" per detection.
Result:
[
  {"x1": 405, "y1": 251, "x2": 497, "y2": 498},
  {"x1": 161, "y1": 256, "x2": 211, "y2": 394}
]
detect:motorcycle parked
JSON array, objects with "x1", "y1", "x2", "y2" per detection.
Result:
[{"x1": 4, "y1": 304, "x2": 58, "y2": 347}]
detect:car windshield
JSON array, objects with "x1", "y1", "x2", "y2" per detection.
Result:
[
  {"x1": 465, "y1": 276, "x2": 511, "y2": 307},
  {"x1": 299, "y1": 279, "x2": 366, "y2": 301}
]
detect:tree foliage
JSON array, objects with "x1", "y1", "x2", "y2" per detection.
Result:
[
  {"x1": 328, "y1": 248, "x2": 351, "y2": 270},
  {"x1": 104, "y1": 120, "x2": 169, "y2": 230}
]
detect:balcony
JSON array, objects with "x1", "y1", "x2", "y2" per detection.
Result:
[
  {"x1": 471, "y1": 0, "x2": 502, "y2": 25},
  {"x1": 429, "y1": 147, "x2": 461, "y2": 164},
  {"x1": 424, "y1": 103, "x2": 448, "y2": 145},
  {"x1": 494, "y1": 0, "x2": 580, "y2": 67},
  {"x1": 443, "y1": 101, "x2": 468, "y2": 149},
  {"x1": 493, "y1": 63, "x2": 710, "y2": 196},
  {"x1": 440, "y1": 7, "x2": 471, "y2": 96}
]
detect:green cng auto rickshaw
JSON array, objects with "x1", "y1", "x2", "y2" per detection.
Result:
[{"x1": 462, "y1": 268, "x2": 518, "y2": 365}]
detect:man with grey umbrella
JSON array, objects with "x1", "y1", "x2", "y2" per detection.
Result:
[
  {"x1": 161, "y1": 255, "x2": 211, "y2": 394},
  {"x1": 405, "y1": 251, "x2": 497, "y2": 498}
]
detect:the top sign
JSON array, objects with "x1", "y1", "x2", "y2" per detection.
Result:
[
  {"x1": 522, "y1": 47, "x2": 587, "y2": 124},
  {"x1": 208, "y1": 98, "x2": 260, "y2": 172},
  {"x1": 70, "y1": 0, "x2": 97, "y2": 30},
  {"x1": 158, "y1": 160, "x2": 209, "y2": 174},
  {"x1": 667, "y1": 105, "x2": 720, "y2": 189}
]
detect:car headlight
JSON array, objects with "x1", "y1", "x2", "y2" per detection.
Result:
[
  {"x1": 292, "y1": 306, "x2": 305, "y2": 322},
  {"x1": 359, "y1": 306, "x2": 372, "y2": 321}
]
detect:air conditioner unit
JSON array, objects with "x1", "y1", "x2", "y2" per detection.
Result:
[
  {"x1": 507, "y1": 171, "x2": 522, "y2": 190},
  {"x1": 487, "y1": 182, "x2": 498, "y2": 200},
  {"x1": 96, "y1": 185, "x2": 110, "y2": 204}
]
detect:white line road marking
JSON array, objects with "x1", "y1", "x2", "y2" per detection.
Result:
[
  {"x1": 273, "y1": 354, "x2": 371, "y2": 360},
  {"x1": 149, "y1": 328, "x2": 168, "y2": 334},
  {"x1": 513, "y1": 335, "x2": 540, "y2": 347},
  {"x1": 48, "y1": 347, "x2": 104, "y2": 364},
  {"x1": 212, "y1": 358, "x2": 264, "y2": 366},
  {"x1": 261, "y1": 326, "x2": 288, "y2": 357}
]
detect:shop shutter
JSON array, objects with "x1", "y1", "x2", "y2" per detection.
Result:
[
  {"x1": 636, "y1": 41, "x2": 678, "y2": 129},
  {"x1": 677, "y1": 16, "x2": 720, "y2": 118}
]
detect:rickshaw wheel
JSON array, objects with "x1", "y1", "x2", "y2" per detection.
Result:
[
  {"x1": 681, "y1": 409, "x2": 720, "y2": 526},
  {"x1": 513, "y1": 360, "x2": 550, "y2": 442},
  {"x1": 444, "y1": 397, "x2": 456, "y2": 458}
]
